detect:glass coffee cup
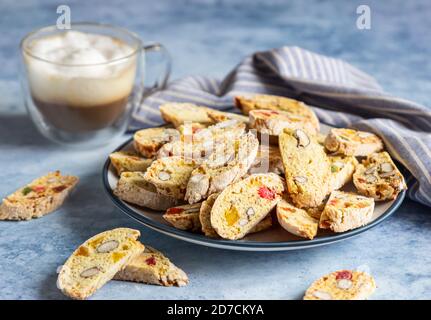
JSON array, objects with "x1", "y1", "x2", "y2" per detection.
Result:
[{"x1": 20, "y1": 23, "x2": 170, "y2": 147}]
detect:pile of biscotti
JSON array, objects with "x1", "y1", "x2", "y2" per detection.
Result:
[{"x1": 111, "y1": 94, "x2": 407, "y2": 241}]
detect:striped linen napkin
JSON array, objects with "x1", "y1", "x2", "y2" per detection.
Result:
[{"x1": 132, "y1": 46, "x2": 431, "y2": 207}]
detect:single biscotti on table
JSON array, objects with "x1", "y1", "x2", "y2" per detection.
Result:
[
  {"x1": 109, "y1": 151, "x2": 153, "y2": 175},
  {"x1": 324, "y1": 128, "x2": 384, "y2": 156},
  {"x1": 353, "y1": 151, "x2": 407, "y2": 201},
  {"x1": 0, "y1": 171, "x2": 78, "y2": 221},
  {"x1": 162, "y1": 203, "x2": 202, "y2": 232},
  {"x1": 114, "y1": 246, "x2": 188, "y2": 287},
  {"x1": 234, "y1": 94, "x2": 319, "y2": 130},
  {"x1": 159, "y1": 103, "x2": 215, "y2": 127},
  {"x1": 157, "y1": 120, "x2": 246, "y2": 163},
  {"x1": 319, "y1": 191, "x2": 375, "y2": 232},
  {"x1": 143, "y1": 156, "x2": 198, "y2": 199},
  {"x1": 57, "y1": 228, "x2": 144, "y2": 300},
  {"x1": 185, "y1": 132, "x2": 259, "y2": 204},
  {"x1": 133, "y1": 127, "x2": 180, "y2": 158},
  {"x1": 199, "y1": 193, "x2": 273, "y2": 238},
  {"x1": 210, "y1": 173, "x2": 284, "y2": 240},
  {"x1": 249, "y1": 109, "x2": 319, "y2": 136},
  {"x1": 114, "y1": 172, "x2": 180, "y2": 211},
  {"x1": 329, "y1": 155, "x2": 358, "y2": 191},
  {"x1": 276, "y1": 198, "x2": 318, "y2": 239},
  {"x1": 304, "y1": 270, "x2": 376, "y2": 300},
  {"x1": 249, "y1": 144, "x2": 284, "y2": 175},
  {"x1": 279, "y1": 129, "x2": 331, "y2": 208}
]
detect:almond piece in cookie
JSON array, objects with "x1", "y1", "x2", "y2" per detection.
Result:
[
  {"x1": 159, "y1": 103, "x2": 215, "y2": 128},
  {"x1": 234, "y1": 94, "x2": 319, "y2": 131},
  {"x1": 276, "y1": 199, "x2": 318, "y2": 239},
  {"x1": 304, "y1": 270, "x2": 376, "y2": 300},
  {"x1": 329, "y1": 155, "x2": 358, "y2": 191},
  {"x1": 162, "y1": 203, "x2": 202, "y2": 232},
  {"x1": 324, "y1": 128, "x2": 384, "y2": 157},
  {"x1": 249, "y1": 109, "x2": 319, "y2": 136},
  {"x1": 57, "y1": 228, "x2": 144, "y2": 300},
  {"x1": 114, "y1": 172, "x2": 180, "y2": 211},
  {"x1": 353, "y1": 151, "x2": 406, "y2": 201},
  {"x1": 319, "y1": 191, "x2": 375, "y2": 232},
  {"x1": 185, "y1": 132, "x2": 259, "y2": 204},
  {"x1": 0, "y1": 171, "x2": 78, "y2": 221},
  {"x1": 199, "y1": 193, "x2": 272, "y2": 238},
  {"x1": 210, "y1": 173, "x2": 284, "y2": 240},
  {"x1": 279, "y1": 129, "x2": 331, "y2": 208},
  {"x1": 144, "y1": 156, "x2": 198, "y2": 199},
  {"x1": 133, "y1": 127, "x2": 180, "y2": 158},
  {"x1": 114, "y1": 246, "x2": 188, "y2": 287},
  {"x1": 109, "y1": 151, "x2": 153, "y2": 175}
]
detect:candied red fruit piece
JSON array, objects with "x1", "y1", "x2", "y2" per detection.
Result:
[
  {"x1": 145, "y1": 256, "x2": 156, "y2": 266},
  {"x1": 166, "y1": 207, "x2": 184, "y2": 215},
  {"x1": 33, "y1": 185, "x2": 46, "y2": 193},
  {"x1": 258, "y1": 187, "x2": 276, "y2": 200},
  {"x1": 335, "y1": 270, "x2": 352, "y2": 280}
]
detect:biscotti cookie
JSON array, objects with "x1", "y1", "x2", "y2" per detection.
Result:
[
  {"x1": 143, "y1": 156, "x2": 198, "y2": 199},
  {"x1": 114, "y1": 246, "x2": 188, "y2": 287},
  {"x1": 157, "y1": 120, "x2": 246, "y2": 163},
  {"x1": 109, "y1": 151, "x2": 153, "y2": 175},
  {"x1": 134, "y1": 127, "x2": 180, "y2": 158},
  {"x1": 114, "y1": 172, "x2": 180, "y2": 211},
  {"x1": 353, "y1": 152, "x2": 406, "y2": 201},
  {"x1": 249, "y1": 109, "x2": 319, "y2": 136},
  {"x1": 0, "y1": 171, "x2": 78, "y2": 221},
  {"x1": 185, "y1": 132, "x2": 259, "y2": 204},
  {"x1": 319, "y1": 191, "x2": 375, "y2": 232},
  {"x1": 199, "y1": 193, "x2": 272, "y2": 238},
  {"x1": 162, "y1": 203, "x2": 202, "y2": 232},
  {"x1": 57, "y1": 228, "x2": 144, "y2": 300},
  {"x1": 159, "y1": 103, "x2": 214, "y2": 127},
  {"x1": 206, "y1": 109, "x2": 249, "y2": 124},
  {"x1": 234, "y1": 94, "x2": 319, "y2": 131},
  {"x1": 279, "y1": 129, "x2": 331, "y2": 208},
  {"x1": 304, "y1": 270, "x2": 376, "y2": 300},
  {"x1": 249, "y1": 144, "x2": 284, "y2": 175},
  {"x1": 210, "y1": 173, "x2": 284, "y2": 240},
  {"x1": 329, "y1": 155, "x2": 358, "y2": 191},
  {"x1": 324, "y1": 128, "x2": 384, "y2": 156},
  {"x1": 276, "y1": 199, "x2": 318, "y2": 239}
]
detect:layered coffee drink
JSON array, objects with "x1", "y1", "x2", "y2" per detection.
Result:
[{"x1": 23, "y1": 31, "x2": 137, "y2": 132}]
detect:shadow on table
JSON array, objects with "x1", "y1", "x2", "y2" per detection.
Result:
[{"x1": 0, "y1": 114, "x2": 54, "y2": 148}]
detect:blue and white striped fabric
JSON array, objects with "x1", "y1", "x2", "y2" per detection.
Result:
[{"x1": 132, "y1": 46, "x2": 431, "y2": 207}]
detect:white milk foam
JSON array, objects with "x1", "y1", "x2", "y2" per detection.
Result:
[{"x1": 25, "y1": 31, "x2": 137, "y2": 107}]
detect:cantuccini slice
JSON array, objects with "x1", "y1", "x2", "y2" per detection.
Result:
[
  {"x1": 276, "y1": 199, "x2": 318, "y2": 239},
  {"x1": 133, "y1": 127, "x2": 180, "y2": 158},
  {"x1": 143, "y1": 156, "x2": 198, "y2": 199},
  {"x1": 57, "y1": 228, "x2": 144, "y2": 300},
  {"x1": 0, "y1": 171, "x2": 78, "y2": 221},
  {"x1": 324, "y1": 128, "x2": 383, "y2": 157},
  {"x1": 109, "y1": 151, "x2": 153, "y2": 175},
  {"x1": 162, "y1": 203, "x2": 202, "y2": 232},
  {"x1": 328, "y1": 155, "x2": 358, "y2": 191},
  {"x1": 319, "y1": 191, "x2": 375, "y2": 232},
  {"x1": 210, "y1": 173, "x2": 284, "y2": 240},
  {"x1": 353, "y1": 151, "x2": 406, "y2": 201},
  {"x1": 304, "y1": 270, "x2": 376, "y2": 300},
  {"x1": 279, "y1": 129, "x2": 331, "y2": 208},
  {"x1": 159, "y1": 103, "x2": 214, "y2": 128},
  {"x1": 114, "y1": 246, "x2": 188, "y2": 287},
  {"x1": 114, "y1": 172, "x2": 180, "y2": 211}
]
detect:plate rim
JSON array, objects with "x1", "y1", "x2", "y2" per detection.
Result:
[{"x1": 102, "y1": 136, "x2": 406, "y2": 251}]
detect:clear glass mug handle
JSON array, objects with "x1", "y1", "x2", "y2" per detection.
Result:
[{"x1": 142, "y1": 42, "x2": 172, "y2": 96}]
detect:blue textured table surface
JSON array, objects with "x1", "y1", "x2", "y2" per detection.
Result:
[{"x1": 0, "y1": 0, "x2": 430, "y2": 300}]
